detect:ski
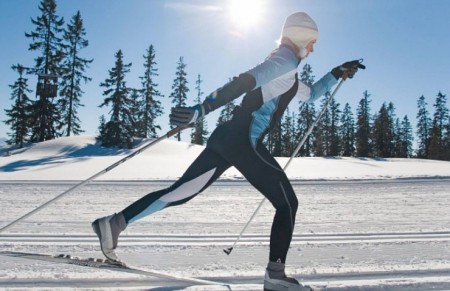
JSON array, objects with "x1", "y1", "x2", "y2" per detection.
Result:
[
  {"x1": 0, "y1": 250, "x2": 221, "y2": 286},
  {"x1": 0, "y1": 251, "x2": 320, "y2": 290}
]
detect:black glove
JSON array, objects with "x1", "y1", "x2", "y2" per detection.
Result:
[
  {"x1": 170, "y1": 104, "x2": 205, "y2": 127},
  {"x1": 331, "y1": 60, "x2": 366, "y2": 79}
]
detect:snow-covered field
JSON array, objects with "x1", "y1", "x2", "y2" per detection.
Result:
[{"x1": 1, "y1": 136, "x2": 450, "y2": 290}]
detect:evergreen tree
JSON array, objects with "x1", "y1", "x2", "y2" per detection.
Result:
[
  {"x1": 169, "y1": 57, "x2": 189, "y2": 141},
  {"x1": 216, "y1": 78, "x2": 236, "y2": 126},
  {"x1": 270, "y1": 124, "x2": 283, "y2": 156},
  {"x1": 25, "y1": 0, "x2": 65, "y2": 142},
  {"x1": 4, "y1": 64, "x2": 33, "y2": 148},
  {"x1": 416, "y1": 95, "x2": 431, "y2": 158},
  {"x1": 97, "y1": 114, "x2": 106, "y2": 139},
  {"x1": 217, "y1": 100, "x2": 236, "y2": 126},
  {"x1": 328, "y1": 97, "x2": 341, "y2": 156},
  {"x1": 393, "y1": 118, "x2": 403, "y2": 157},
  {"x1": 129, "y1": 88, "x2": 144, "y2": 137},
  {"x1": 400, "y1": 115, "x2": 414, "y2": 158},
  {"x1": 355, "y1": 90, "x2": 372, "y2": 157},
  {"x1": 140, "y1": 45, "x2": 163, "y2": 139},
  {"x1": 98, "y1": 50, "x2": 134, "y2": 148},
  {"x1": 315, "y1": 95, "x2": 331, "y2": 157},
  {"x1": 339, "y1": 103, "x2": 355, "y2": 157},
  {"x1": 296, "y1": 64, "x2": 316, "y2": 156},
  {"x1": 387, "y1": 102, "x2": 397, "y2": 156},
  {"x1": 428, "y1": 91, "x2": 449, "y2": 160},
  {"x1": 428, "y1": 125, "x2": 442, "y2": 160},
  {"x1": 280, "y1": 108, "x2": 295, "y2": 157},
  {"x1": 59, "y1": 11, "x2": 93, "y2": 136},
  {"x1": 314, "y1": 93, "x2": 341, "y2": 157},
  {"x1": 372, "y1": 102, "x2": 395, "y2": 157},
  {"x1": 191, "y1": 75, "x2": 209, "y2": 145}
]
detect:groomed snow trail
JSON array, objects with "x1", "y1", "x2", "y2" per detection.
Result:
[{"x1": 1, "y1": 179, "x2": 450, "y2": 290}]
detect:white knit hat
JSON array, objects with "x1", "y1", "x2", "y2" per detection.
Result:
[{"x1": 281, "y1": 12, "x2": 318, "y2": 51}]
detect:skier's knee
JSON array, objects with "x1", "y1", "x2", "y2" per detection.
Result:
[{"x1": 274, "y1": 193, "x2": 298, "y2": 214}]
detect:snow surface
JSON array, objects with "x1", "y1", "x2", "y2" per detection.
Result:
[
  {"x1": 0, "y1": 135, "x2": 450, "y2": 290},
  {"x1": 1, "y1": 135, "x2": 449, "y2": 181}
]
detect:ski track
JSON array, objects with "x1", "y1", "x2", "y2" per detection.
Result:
[{"x1": 1, "y1": 179, "x2": 450, "y2": 290}]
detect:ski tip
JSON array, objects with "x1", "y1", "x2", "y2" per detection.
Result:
[{"x1": 223, "y1": 247, "x2": 233, "y2": 255}]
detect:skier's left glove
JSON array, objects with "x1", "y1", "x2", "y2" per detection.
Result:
[
  {"x1": 170, "y1": 104, "x2": 205, "y2": 127},
  {"x1": 331, "y1": 60, "x2": 366, "y2": 80}
]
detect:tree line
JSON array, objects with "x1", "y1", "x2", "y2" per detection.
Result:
[{"x1": 3, "y1": 0, "x2": 450, "y2": 160}]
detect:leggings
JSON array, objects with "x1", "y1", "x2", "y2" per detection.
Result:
[{"x1": 122, "y1": 123, "x2": 298, "y2": 263}]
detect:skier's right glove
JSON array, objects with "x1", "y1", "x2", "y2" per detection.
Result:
[
  {"x1": 331, "y1": 60, "x2": 366, "y2": 80},
  {"x1": 170, "y1": 104, "x2": 205, "y2": 127}
]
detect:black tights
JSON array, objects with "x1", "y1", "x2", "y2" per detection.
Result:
[{"x1": 122, "y1": 130, "x2": 298, "y2": 263}]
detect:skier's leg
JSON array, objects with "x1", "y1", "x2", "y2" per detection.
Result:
[
  {"x1": 92, "y1": 148, "x2": 230, "y2": 261},
  {"x1": 222, "y1": 142, "x2": 304, "y2": 289},
  {"x1": 122, "y1": 148, "x2": 230, "y2": 223},
  {"x1": 227, "y1": 142, "x2": 298, "y2": 264}
]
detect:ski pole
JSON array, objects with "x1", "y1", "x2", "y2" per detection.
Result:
[
  {"x1": 224, "y1": 78, "x2": 346, "y2": 255},
  {"x1": 0, "y1": 126, "x2": 187, "y2": 234}
]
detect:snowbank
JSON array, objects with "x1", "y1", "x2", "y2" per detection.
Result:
[{"x1": 0, "y1": 135, "x2": 449, "y2": 181}]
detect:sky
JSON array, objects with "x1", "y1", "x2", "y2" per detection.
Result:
[{"x1": 0, "y1": 0, "x2": 449, "y2": 143}]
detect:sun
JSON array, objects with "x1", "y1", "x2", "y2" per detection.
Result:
[{"x1": 227, "y1": 0, "x2": 264, "y2": 30}]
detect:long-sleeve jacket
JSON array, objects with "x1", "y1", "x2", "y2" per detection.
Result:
[{"x1": 202, "y1": 44, "x2": 338, "y2": 147}]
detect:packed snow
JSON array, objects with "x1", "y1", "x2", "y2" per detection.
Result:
[
  {"x1": 1, "y1": 135, "x2": 449, "y2": 181},
  {"x1": 0, "y1": 135, "x2": 450, "y2": 290}
]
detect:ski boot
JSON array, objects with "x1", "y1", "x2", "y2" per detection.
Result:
[
  {"x1": 91, "y1": 212, "x2": 127, "y2": 262},
  {"x1": 264, "y1": 261, "x2": 312, "y2": 291}
]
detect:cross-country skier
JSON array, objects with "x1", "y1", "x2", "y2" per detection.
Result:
[{"x1": 92, "y1": 12, "x2": 363, "y2": 291}]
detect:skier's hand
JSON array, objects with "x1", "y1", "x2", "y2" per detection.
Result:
[
  {"x1": 331, "y1": 60, "x2": 366, "y2": 80},
  {"x1": 170, "y1": 104, "x2": 205, "y2": 127}
]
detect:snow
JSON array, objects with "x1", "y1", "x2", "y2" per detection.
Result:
[
  {"x1": 0, "y1": 135, "x2": 450, "y2": 290},
  {"x1": 1, "y1": 135, "x2": 449, "y2": 181}
]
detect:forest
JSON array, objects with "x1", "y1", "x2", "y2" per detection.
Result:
[{"x1": 3, "y1": 0, "x2": 449, "y2": 160}]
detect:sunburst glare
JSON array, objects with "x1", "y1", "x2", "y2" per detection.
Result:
[{"x1": 227, "y1": 0, "x2": 265, "y2": 31}]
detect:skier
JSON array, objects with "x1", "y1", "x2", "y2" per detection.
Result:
[{"x1": 92, "y1": 12, "x2": 363, "y2": 291}]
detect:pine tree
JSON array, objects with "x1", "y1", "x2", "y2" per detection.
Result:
[
  {"x1": 314, "y1": 93, "x2": 341, "y2": 157},
  {"x1": 129, "y1": 88, "x2": 144, "y2": 137},
  {"x1": 98, "y1": 50, "x2": 134, "y2": 148},
  {"x1": 428, "y1": 91, "x2": 449, "y2": 160},
  {"x1": 280, "y1": 108, "x2": 296, "y2": 157},
  {"x1": 25, "y1": 0, "x2": 65, "y2": 142},
  {"x1": 296, "y1": 64, "x2": 316, "y2": 157},
  {"x1": 4, "y1": 64, "x2": 33, "y2": 148},
  {"x1": 217, "y1": 100, "x2": 236, "y2": 126},
  {"x1": 339, "y1": 103, "x2": 355, "y2": 157},
  {"x1": 140, "y1": 45, "x2": 163, "y2": 139},
  {"x1": 191, "y1": 75, "x2": 209, "y2": 145},
  {"x1": 443, "y1": 116, "x2": 450, "y2": 161},
  {"x1": 416, "y1": 95, "x2": 431, "y2": 158},
  {"x1": 59, "y1": 11, "x2": 93, "y2": 136},
  {"x1": 393, "y1": 118, "x2": 403, "y2": 157},
  {"x1": 97, "y1": 115, "x2": 106, "y2": 139},
  {"x1": 169, "y1": 57, "x2": 189, "y2": 141},
  {"x1": 328, "y1": 97, "x2": 341, "y2": 156},
  {"x1": 372, "y1": 102, "x2": 397, "y2": 158},
  {"x1": 387, "y1": 102, "x2": 397, "y2": 156},
  {"x1": 400, "y1": 115, "x2": 414, "y2": 158},
  {"x1": 315, "y1": 95, "x2": 331, "y2": 157},
  {"x1": 355, "y1": 90, "x2": 372, "y2": 157},
  {"x1": 428, "y1": 125, "x2": 441, "y2": 160},
  {"x1": 270, "y1": 124, "x2": 282, "y2": 156}
]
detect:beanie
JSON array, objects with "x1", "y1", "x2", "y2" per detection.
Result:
[{"x1": 281, "y1": 12, "x2": 318, "y2": 53}]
